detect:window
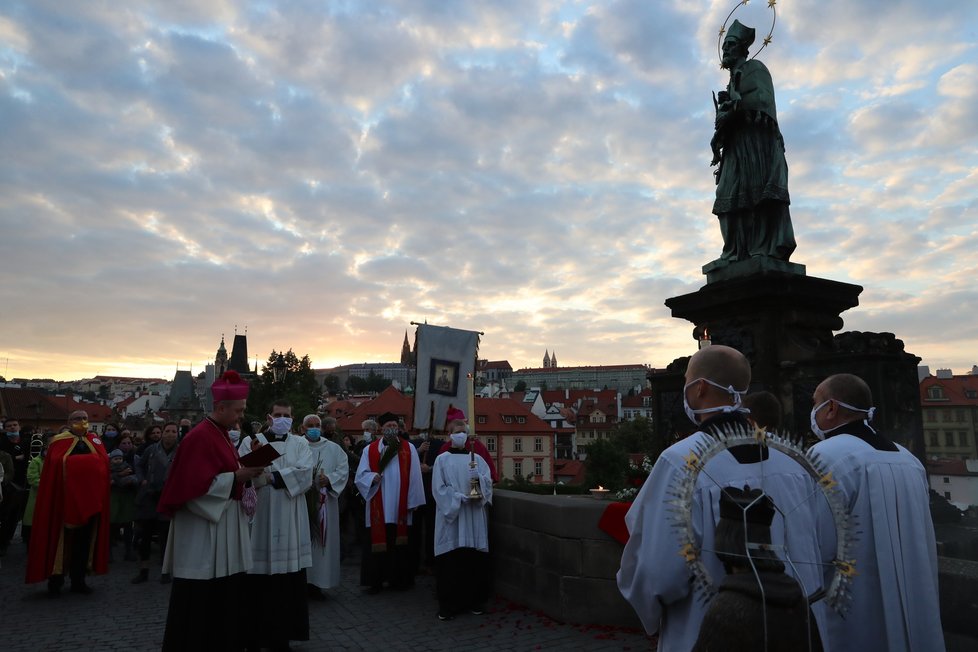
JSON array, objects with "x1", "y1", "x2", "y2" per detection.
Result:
[
  {"x1": 513, "y1": 460, "x2": 522, "y2": 477},
  {"x1": 957, "y1": 409, "x2": 966, "y2": 421},
  {"x1": 514, "y1": 437, "x2": 522, "y2": 452},
  {"x1": 945, "y1": 431, "x2": 955, "y2": 446},
  {"x1": 534, "y1": 461, "x2": 543, "y2": 476},
  {"x1": 486, "y1": 437, "x2": 495, "y2": 452},
  {"x1": 927, "y1": 386, "x2": 946, "y2": 400},
  {"x1": 517, "y1": 416, "x2": 526, "y2": 424},
  {"x1": 960, "y1": 432, "x2": 969, "y2": 447},
  {"x1": 926, "y1": 411, "x2": 937, "y2": 423},
  {"x1": 966, "y1": 389, "x2": 977, "y2": 399},
  {"x1": 942, "y1": 411, "x2": 952, "y2": 422},
  {"x1": 477, "y1": 416, "x2": 487, "y2": 424},
  {"x1": 503, "y1": 416, "x2": 513, "y2": 424},
  {"x1": 590, "y1": 432, "x2": 595, "y2": 439},
  {"x1": 534, "y1": 437, "x2": 543, "y2": 452},
  {"x1": 929, "y1": 432, "x2": 939, "y2": 447},
  {"x1": 944, "y1": 491, "x2": 951, "y2": 499},
  {"x1": 943, "y1": 477, "x2": 950, "y2": 484}
]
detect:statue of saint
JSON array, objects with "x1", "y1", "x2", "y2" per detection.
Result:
[{"x1": 710, "y1": 20, "x2": 795, "y2": 265}]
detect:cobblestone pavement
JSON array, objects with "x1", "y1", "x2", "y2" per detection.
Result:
[{"x1": 0, "y1": 535, "x2": 653, "y2": 651}]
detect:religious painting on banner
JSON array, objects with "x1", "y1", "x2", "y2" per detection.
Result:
[
  {"x1": 430, "y1": 359, "x2": 459, "y2": 396},
  {"x1": 413, "y1": 324, "x2": 480, "y2": 432}
]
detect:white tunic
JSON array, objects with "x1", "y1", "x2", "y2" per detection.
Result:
[
  {"x1": 162, "y1": 472, "x2": 252, "y2": 579},
  {"x1": 432, "y1": 450, "x2": 493, "y2": 556},
  {"x1": 354, "y1": 439, "x2": 426, "y2": 526},
  {"x1": 810, "y1": 433, "x2": 944, "y2": 651},
  {"x1": 617, "y1": 429, "x2": 825, "y2": 652},
  {"x1": 305, "y1": 437, "x2": 348, "y2": 589},
  {"x1": 239, "y1": 433, "x2": 314, "y2": 575}
]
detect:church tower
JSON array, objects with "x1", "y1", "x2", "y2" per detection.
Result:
[
  {"x1": 550, "y1": 351, "x2": 557, "y2": 368},
  {"x1": 543, "y1": 350, "x2": 551, "y2": 368},
  {"x1": 400, "y1": 331, "x2": 414, "y2": 366},
  {"x1": 215, "y1": 335, "x2": 228, "y2": 376}
]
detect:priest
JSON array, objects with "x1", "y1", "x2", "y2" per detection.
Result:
[
  {"x1": 431, "y1": 426, "x2": 493, "y2": 620},
  {"x1": 354, "y1": 412, "x2": 425, "y2": 593},
  {"x1": 809, "y1": 373, "x2": 944, "y2": 650},
  {"x1": 157, "y1": 370, "x2": 263, "y2": 651},
  {"x1": 238, "y1": 399, "x2": 315, "y2": 650},
  {"x1": 301, "y1": 413, "x2": 348, "y2": 599},
  {"x1": 26, "y1": 410, "x2": 111, "y2": 596},
  {"x1": 617, "y1": 346, "x2": 824, "y2": 652}
]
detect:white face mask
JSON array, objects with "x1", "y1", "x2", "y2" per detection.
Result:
[
  {"x1": 450, "y1": 432, "x2": 468, "y2": 448},
  {"x1": 270, "y1": 417, "x2": 293, "y2": 436},
  {"x1": 228, "y1": 429, "x2": 241, "y2": 444},
  {"x1": 810, "y1": 398, "x2": 876, "y2": 441},
  {"x1": 683, "y1": 377, "x2": 747, "y2": 425},
  {"x1": 362, "y1": 431, "x2": 374, "y2": 443}
]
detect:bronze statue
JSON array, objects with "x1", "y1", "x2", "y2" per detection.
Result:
[{"x1": 710, "y1": 20, "x2": 795, "y2": 265}]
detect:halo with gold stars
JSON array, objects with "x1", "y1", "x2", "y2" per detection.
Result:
[
  {"x1": 667, "y1": 420, "x2": 857, "y2": 618},
  {"x1": 716, "y1": 0, "x2": 779, "y2": 64}
]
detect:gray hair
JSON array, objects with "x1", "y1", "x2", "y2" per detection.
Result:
[
  {"x1": 303, "y1": 414, "x2": 321, "y2": 427},
  {"x1": 361, "y1": 419, "x2": 378, "y2": 431}
]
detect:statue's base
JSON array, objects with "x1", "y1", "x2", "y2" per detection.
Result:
[{"x1": 702, "y1": 257, "x2": 806, "y2": 284}]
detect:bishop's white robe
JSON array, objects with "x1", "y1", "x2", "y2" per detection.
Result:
[
  {"x1": 432, "y1": 450, "x2": 493, "y2": 555},
  {"x1": 617, "y1": 427, "x2": 825, "y2": 652},
  {"x1": 354, "y1": 439, "x2": 426, "y2": 526},
  {"x1": 810, "y1": 432, "x2": 944, "y2": 652},
  {"x1": 305, "y1": 437, "x2": 348, "y2": 589},
  {"x1": 162, "y1": 471, "x2": 252, "y2": 579},
  {"x1": 239, "y1": 433, "x2": 314, "y2": 574}
]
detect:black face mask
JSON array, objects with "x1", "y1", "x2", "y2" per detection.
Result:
[{"x1": 180, "y1": 425, "x2": 190, "y2": 437}]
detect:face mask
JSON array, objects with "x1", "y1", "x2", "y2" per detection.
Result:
[
  {"x1": 305, "y1": 427, "x2": 322, "y2": 441},
  {"x1": 5, "y1": 431, "x2": 19, "y2": 440},
  {"x1": 71, "y1": 421, "x2": 89, "y2": 433},
  {"x1": 810, "y1": 400, "x2": 831, "y2": 441},
  {"x1": 682, "y1": 378, "x2": 746, "y2": 425},
  {"x1": 381, "y1": 427, "x2": 398, "y2": 438},
  {"x1": 104, "y1": 430, "x2": 118, "y2": 439},
  {"x1": 362, "y1": 432, "x2": 374, "y2": 443},
  {"x1": 450, "y1": 432, "x2": 468, "y2": 448},
  {"x1": 810, "y1": 399, "x2": 876, "y2": 441},
  {"x1": 270, "y1": 417, "x2": 293, "y2": 435},
  {"x1": 228, "y1": 429, "x2": 241, "y2": 444}
]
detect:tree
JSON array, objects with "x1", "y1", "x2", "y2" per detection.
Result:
[
  {"x1": 584, "y1": 438, "x2": 628, "y2": 490},
  {"x1": 513, "y1": 380, "x2": 527, "y2": 392},
  {"x1": 322, "y1": 374, "x2": 341, "y2": 395},
  {"x1": 248, "y1": 349, "x2": 320, "y2": 424},
  {"x1": 614, "y1": 416, "x2": 670, "y2": 465}
]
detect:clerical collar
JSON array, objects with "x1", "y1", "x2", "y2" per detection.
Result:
[
  {"x1": 448, "y1": 447, "x2": 468, "y2": 454},
  {"x1": 824, "y1": 420, "x2": 897, "y2": 452},
  {"x1": 702, "y1": 412, "x2": 769, "y2": 464}
]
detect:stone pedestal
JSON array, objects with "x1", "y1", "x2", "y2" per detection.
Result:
[{"x1": 651, "y1": 269, "x2": 925, "y2": 454}]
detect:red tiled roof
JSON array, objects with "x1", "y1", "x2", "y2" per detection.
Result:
[
  {"x1": 472, "y1": 397, "x2": 551, "y2": 434},
  {"x1": 479, "y1": 360, "x2": 513, "y2": 371},
  {"x1": 0, "y1": 388, "x2": 69, "y2": 422},
  {"x1": 336, "y1": 386, "x2": 414, "y2": 432},
  {"x1": 621, "y1": 389, "x2": 653, "y2": 408},
  {"x1": 927, "y1": 458, "x2": 978, "y2": 476},
  {"x1": 55, "y1": 395, "x2": 114, "y2": 421},
  {"x1": 920, "y1": 375, "x2": 978, "y2": 406},
  {"x1": 514, "y1": 364, "x2": 648, "y2": 373},
  {"x1": 554, "y1": 459, "x2": 587, "y2": 485}
]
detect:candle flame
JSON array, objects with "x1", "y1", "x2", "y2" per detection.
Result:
[{"x1": 597, "y1": 485, "x2": 605, "y2": 490}]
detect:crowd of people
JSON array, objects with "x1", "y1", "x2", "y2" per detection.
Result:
[
  {"x1": 1, "y1": 370, "x2": 495, "y2": 652},
  {"x1": 0, "y1": 350, "x2": 946, "y2": 651}
]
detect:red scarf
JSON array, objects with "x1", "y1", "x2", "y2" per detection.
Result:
[
  {"x1": 157, "y1": 418, "x2": 242, "y2": 518},
  {"x1": 367, "y1": 438, "x2": 411, "y2": 551}
]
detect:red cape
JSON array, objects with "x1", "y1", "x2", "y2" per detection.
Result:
[
  {"x1": 26, "y1": 431, "x2": 111, "y2": 584},
  {"x1": 158, "y1": 418, "x2": 241, "y2": 518},
  {"x1": 438, "y1": 438, "x2": 499, "y2": 482}
]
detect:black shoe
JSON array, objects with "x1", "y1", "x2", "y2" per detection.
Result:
[
  {"x1": 70, "y1": 583, "x2": 93, "y2": 595},
  {"x1": 437, "y1": 612, "x2": 454, "y2": 621},
  {"x1": 131, "y1": 569, "x2": 149, "y2": 584},
  {"x1": 47, "y1": 576, "x2": 63, "y2": 597},
  {"x1": 470, "y1": 607, "x2": 486, "y2": 616}
]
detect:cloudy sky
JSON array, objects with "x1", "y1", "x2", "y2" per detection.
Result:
[{"x1": 2, "y1": 0, "x2": 977, "y2": 381}]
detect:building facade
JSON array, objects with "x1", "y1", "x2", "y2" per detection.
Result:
[{"x1": 920, "y1": 372, "x2": 978, "y2": 460}]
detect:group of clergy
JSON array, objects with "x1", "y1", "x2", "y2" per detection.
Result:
[{"x1": 617, "y1": 345, "x2": 945, "y2": 652}]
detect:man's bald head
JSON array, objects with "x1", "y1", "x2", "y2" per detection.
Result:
[
  {"x1": 686, "y1": 345, "x2": 751, "y2": 390},
  {"x1": 816, "y1": 374, "x2": 873, "y2": 418}
]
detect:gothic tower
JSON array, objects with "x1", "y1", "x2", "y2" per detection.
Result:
[
  {"x1": 543, "y1": 350, "x2": 551, "y2": 368},
  {"x1": 215, "y1": 335, "x2": 228, "y2": 376}
]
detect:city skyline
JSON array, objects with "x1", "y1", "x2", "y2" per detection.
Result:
[{"x1": 2, "y1": 1, "x2": 977, "y2": 381}]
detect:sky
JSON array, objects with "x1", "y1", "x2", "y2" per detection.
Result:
[{"x1": 1, "y1": 0, "x2": 977, "y2": 382}]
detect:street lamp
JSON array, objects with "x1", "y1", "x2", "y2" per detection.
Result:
[{"x1": 272, "y1": 353, "x2": 288, "y2": 384}]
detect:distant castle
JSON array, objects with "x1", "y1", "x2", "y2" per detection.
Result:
[{"x1": 543, "y1": 349, "x2": 558, "y2": 369}]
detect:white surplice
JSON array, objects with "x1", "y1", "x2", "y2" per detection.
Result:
[
  {"x1": 162, "y1": 472, "x2": 252, "y2": 579},
  {"x1": 305, "y1": 437, "x2": 348, "y2": 589},
  {"x1": 810, "y1": 432, "x2": 944, "y2": 652},
  {"x1": 617, "y1": 428, "x2": 825, "y2": 652},
  {"x1": 239, "y1": 433, "x2": 314, "y2": 575},
  {"x1": 354, "y1": 439, "x2": 426, "y2": 526},
  {"x1": 431, "y1": 450, "x2": 493, "y2": 556}
]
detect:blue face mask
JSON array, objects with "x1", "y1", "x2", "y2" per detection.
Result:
[
  {"x1": 104, "y1": 430, "x2": 118, "y2": 438},
  {"x1": 6, "y1": 431, "x2": 19, "y2": 440},
  {"x1": 306, "y1": 427, "x2": 322, "y2": 441}
]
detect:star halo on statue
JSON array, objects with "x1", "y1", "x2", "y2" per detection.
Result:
[
  {"x1": 716, "y1": 0, "x2": 779, "y2": 65},
  {"x1": 667, "y1": 420, "x2": 857, "y2": 617}
]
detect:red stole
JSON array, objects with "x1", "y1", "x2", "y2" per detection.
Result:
[
  {"x1": 158, "y1": 418, "x2": 242, "y2": 518},
  {"x1": 26, "y1": 432, "x2": 111, "y2": 584},
  {"x1": 367, "y1": 438, "x2": 411, "y2": 551}
]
